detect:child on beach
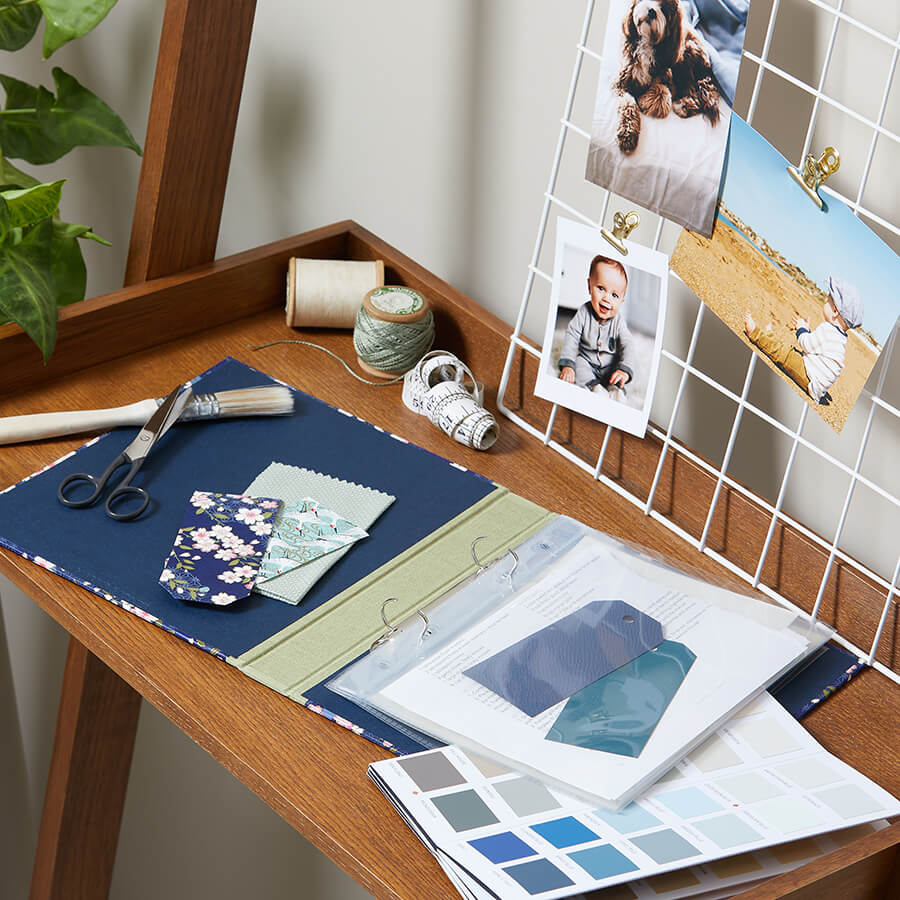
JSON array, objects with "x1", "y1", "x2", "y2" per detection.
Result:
[
  {"x1": 743, "y1": 275, "x2": 864, "y2": 406},
  {"x1": 558, "y1": 254, "x2": 635, "y2": 398}
]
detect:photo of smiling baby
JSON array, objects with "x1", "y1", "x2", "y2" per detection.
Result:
[{"x1": 536, "y1": 217, "x2": 668, "y2": 438}]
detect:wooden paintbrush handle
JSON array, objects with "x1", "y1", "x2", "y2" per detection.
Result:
[{"x1": 0, "y1": 399, "x2": 160, "y2": 445}]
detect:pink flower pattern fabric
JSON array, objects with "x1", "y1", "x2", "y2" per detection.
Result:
[{"x1": 159, "y1": 491, "x2": 281, "y2": 605}]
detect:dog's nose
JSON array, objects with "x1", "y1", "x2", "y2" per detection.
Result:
[{"x1": 647, "y1": 8, "x2": 656, "y2": 20}]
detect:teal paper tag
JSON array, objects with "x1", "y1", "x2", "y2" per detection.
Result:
[{"x1": 545, "y1": 640, "x2": 696, "y2": 757}]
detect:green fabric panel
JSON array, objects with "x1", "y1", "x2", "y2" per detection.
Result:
[
  {"x1": 231, "y1": 486, "x2": 554, "y2": 698},
  {"x1": 244, "y1": 462, "x2": 395, "y2": 605}
]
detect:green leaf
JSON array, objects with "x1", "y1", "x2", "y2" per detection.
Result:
[
  {"x1": 0, "y1": 67, "x2": 141, "y2": 163},
  {"x1": 0, "y1": 218, "x2": 57, "y2": 361},
  {"x1": 0, "y1": 157, "x2": 41, "y2": 191},
  {"x1": 0, "y1": 0, "x2": 42, "y2": 51},
  {"x1": 48, "y1": 216, "x2": 87, "y2": 308},
  {"x1": 39, "y1": 0, "x2": 116, "y2": 58},
  {"x1": 0, "y1": 178, "x2": 63, "y2": 229}
]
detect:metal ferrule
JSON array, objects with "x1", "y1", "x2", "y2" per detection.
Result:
[{"x1": 176, "y1": 393, "x2": 221, "y2": 421}]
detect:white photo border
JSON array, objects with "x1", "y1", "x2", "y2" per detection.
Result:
[{"x1": 534, "y1": 216, "x2": 669, "y2": 438}]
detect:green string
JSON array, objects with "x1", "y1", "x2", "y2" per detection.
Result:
[{"x1": 247, "y1": 340, "x2": 407, "y2": 386}]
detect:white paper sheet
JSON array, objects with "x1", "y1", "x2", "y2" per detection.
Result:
[{"x1": 374, "y1": 537, "x2": 813, "y2": 808}]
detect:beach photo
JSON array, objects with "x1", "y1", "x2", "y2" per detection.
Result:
[
  {"x1": 585, "y1": 0, "x2": 749, "y2": 236},
  {"x1": 535, "y1": 217, "x2": 668, "y2": 438},
  {"x1": 671, "y1": 114, "x2": 899, "y2": 433}
]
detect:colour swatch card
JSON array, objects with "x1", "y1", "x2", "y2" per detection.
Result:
[
  {"x1": 368, "y1": 535, "x2": 815, "y2": 808},
  {"x1": 370, "y1": 693, "x2": 899, "y2": 899}
]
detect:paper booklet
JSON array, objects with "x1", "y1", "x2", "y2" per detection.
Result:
[
  {"x1": 330, "y1": 517, "x2": 832, "y2": 810},
  {"x1": 369, "y1": 691, "x2": 899, "y2": 900}
]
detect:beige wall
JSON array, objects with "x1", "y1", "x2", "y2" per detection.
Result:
[{"x1": 2, "y1": 1, "x2": 897, "y2": 897}]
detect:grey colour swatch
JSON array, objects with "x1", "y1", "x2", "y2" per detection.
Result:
[
  {"x1": 397, "y1": 751, "x2": 466, "y2": 792},
  {"x1": 494, "y1": 777, "x2": 562, "y2": 817},
  {"x1": 463, "y1": 600, "x2": 663, "y2": 717},
  {"x1": 431, "y1": 789, "x2": 499, "y2": 832}
]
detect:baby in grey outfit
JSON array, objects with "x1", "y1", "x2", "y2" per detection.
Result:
[{"x1": 558, "y1": 254, "x2": 634, "y2": 397}]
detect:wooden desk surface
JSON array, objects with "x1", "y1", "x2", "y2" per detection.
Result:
[{"x1": 1, "y1": 304, "x2": 898, "y2": 900}]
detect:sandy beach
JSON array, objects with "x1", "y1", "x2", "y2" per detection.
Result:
[{"x1": 671, "y1": 208, "x2": 878, "y2": 432}]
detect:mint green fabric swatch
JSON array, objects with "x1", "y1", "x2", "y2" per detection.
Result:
[{"x1": 244, "y1": 463, "x2": 394, "y2": 605}]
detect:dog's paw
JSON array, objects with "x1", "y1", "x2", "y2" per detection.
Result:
[
  {"x1": 637, "y1": 82, "x2": 672, "y2": 118},
  {"x1": 673, "y1": 93, "x2": 701, "y2": 118},
  {"x1": 697, "y1": 77, "x2": 721, "y2": 125},
  {"x1": 617, "y1": 99, "x2": 641, "y2": 154}
]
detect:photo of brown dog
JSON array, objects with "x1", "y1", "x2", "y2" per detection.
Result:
[{"x1": 587, "y1": 0, "x2": 749, "y2": 236}]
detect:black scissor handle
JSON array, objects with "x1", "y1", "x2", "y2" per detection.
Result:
[
  {"x1": 58, "y1": 454, "x2": 149, "y2": 521},
  {"x1": 105, "y1": 482, "x2": 150, "y2": 521}
]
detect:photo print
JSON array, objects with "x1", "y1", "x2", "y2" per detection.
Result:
[
  {"x1": 671, "y1": 114, "x2": 900, "y2": 434},
  {"x1": 585, "y1": 0, "x2": 750, "y2": 236},
  {"x1": 535, "y1": 216, "x2": 668, "y2": 438}
]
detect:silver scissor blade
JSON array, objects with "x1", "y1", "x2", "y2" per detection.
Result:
[{"x1": 123, "y1": 385, "x2": 194, "y2": 462}]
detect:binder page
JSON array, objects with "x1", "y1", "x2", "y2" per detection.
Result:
[{"x1": 374, "y1": 536, "x2": 812, "y2": 808}]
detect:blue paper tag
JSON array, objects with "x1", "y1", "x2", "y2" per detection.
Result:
[{"x1": 462, "y1": 600, "x2": 663, "y2": 717}]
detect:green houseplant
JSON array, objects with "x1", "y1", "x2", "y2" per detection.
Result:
[{"x1": 0, "y1": 0, "x2": 141, "y2": 362}]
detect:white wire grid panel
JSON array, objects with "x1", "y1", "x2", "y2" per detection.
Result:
[{"x1": 497, "y1": 0, "x2": 900, "y2": 684}]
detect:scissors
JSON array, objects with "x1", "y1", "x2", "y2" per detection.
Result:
[{"x1": 57, "y1": 385, "x2": 194, "y2": 521}]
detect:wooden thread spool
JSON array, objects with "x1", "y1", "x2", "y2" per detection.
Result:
[
  {"x1": 354, "y1": 286, "x2": 435, "y2": 378},
  {"x1": 286, "y1": 258, "x2": 385, "y2": 328}
]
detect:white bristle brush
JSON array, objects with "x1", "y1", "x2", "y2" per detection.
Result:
[{"x1": 0, "y1": 386, "x2": 295, "y2": 445}]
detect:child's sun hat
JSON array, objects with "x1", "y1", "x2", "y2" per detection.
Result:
[{"x1": 827, "y1": 275, "x2": 864, "y2": 329}]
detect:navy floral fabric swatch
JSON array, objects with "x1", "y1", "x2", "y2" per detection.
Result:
[{"x1": 159, "y1": 491, "x2": 281, "y2": 606}]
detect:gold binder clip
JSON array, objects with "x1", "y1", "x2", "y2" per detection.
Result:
[
  {"x1": 601, "y1": 210, "x2": 640, "y2": 255},
  {"x1": 787, "y1": 146, "x2": 840, "y2": 210}
]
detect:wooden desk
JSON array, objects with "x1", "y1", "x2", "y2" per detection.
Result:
[{"x1": 1, "y1": 223, "x2": 898, "y2": 899}]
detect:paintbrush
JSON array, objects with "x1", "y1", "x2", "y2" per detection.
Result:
[{"x1": 0, "y1": 386, "x2": 295, "y2": 445}]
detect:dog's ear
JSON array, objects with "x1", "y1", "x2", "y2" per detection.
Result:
[
  {"x1": 659, "y1": 0, "x2": 685, "y2": 65},
  {"x1": 622, "y1": 0, "x2": 639, "y2": 46}
]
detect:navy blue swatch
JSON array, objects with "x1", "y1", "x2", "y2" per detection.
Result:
[{"x1": 503, "y1": 859, "x2": 575, "y2": 894}]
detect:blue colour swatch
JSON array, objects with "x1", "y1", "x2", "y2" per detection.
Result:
[
  {"x1": 530, "y1": 816, "x2": 599, "y2": 848},
  {"x1": 464, "y1": 600, "x2": 663, "y2": 716},
  {"x1": 468, "y1": 832, "x2": 537, "y2": 864},
  {"x1": 569, "y1": 844, "x2": 638, "y2": 879},
  {"x1": 503, "y1": 859, "x2": 575, "y2": 894},
  {"x1": 657, "y1": 786, "x2": 723, "y2": 818},
  {"x1": 694, "y1": 814, "x2": 763, "y2": 849},
  {"x1": 593, "y1": 803, "x2": 662, "y2": 834},
  {"x1": 631, "y1": 829, "x2": 701, "y2": 864}
]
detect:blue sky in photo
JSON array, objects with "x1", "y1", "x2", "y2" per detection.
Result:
[{"x1": 719, "y1": 115, "x2": 899, "y2": 343}]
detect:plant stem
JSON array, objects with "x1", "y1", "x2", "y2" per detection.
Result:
[{"x1": 0, "y1": 109, "x2": 37, "y2": 115}]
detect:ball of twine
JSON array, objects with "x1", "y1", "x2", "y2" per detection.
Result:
[{"x1": 353, "y1": 305, "x2": 435, "y2": 375}]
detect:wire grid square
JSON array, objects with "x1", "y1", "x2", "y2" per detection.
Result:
[{"x1": 496, "y1": 0, "x2": 900, "y2": 679}]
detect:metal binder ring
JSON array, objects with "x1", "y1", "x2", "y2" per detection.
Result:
[
  {"x1": 370, "y1": 598, "x2": 431, "y2": 652},
  {"x1": 471, "y1": 536, "x2": 519, "y2": 581}
]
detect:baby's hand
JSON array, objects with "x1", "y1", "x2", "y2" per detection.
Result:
[
  {"x1": 794, "y1": 316, "x2": 809, "y2": 332},
  {"x1": 608, "y1": 369, "x2": 629, "y2": 388},
  {"x1": 559, "y1": 366, "x2": 575, "y2": 383}
]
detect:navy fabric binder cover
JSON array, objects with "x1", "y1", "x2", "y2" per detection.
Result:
[{"x1": 0, "y1": 358, "x2": 494, "y2": 660}]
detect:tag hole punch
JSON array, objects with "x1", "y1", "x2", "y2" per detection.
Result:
[{"x1": 622, "y1": 614, "x2": 635, "y2": 624}]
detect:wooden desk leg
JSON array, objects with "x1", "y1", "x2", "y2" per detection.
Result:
[{"x1": 30, "y1": 637, "x2": 141, "y2": 900}]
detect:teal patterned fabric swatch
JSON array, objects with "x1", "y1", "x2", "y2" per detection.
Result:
[{"x1": 257, "y1": 497, "x2": 368, "y2": 582}]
